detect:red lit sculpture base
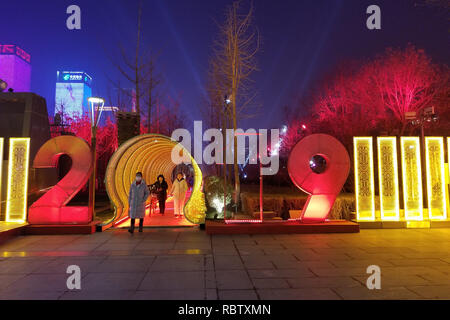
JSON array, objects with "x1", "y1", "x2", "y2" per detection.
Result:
[
  {"x1": 24, "y1": 221, "x2": 99, "y2": 235},
  {"x1": 205, "y1": 219, "x2": 359, "y2": 235}
]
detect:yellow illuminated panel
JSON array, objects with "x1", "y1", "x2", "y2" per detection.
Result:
[
  {"x1": 377, "y1": 137, "x2": 400, "y2": 221},
  {"x1": 0, "y1": 138, "x2": 3, "y2": 219},
  {"x1": 6, "y1": 138, "x2": 30, "y2": 223},
  {"x1": 424, "y1": 137, "x2": 447, "y2": 220},
  {"x1": 400, "y1": 137, "x2": 423, "y2": 221},
  {"x1": 354, "y1": 137, "x2": 375, "y2": 221},
  {"x1": 447, "y1": 138, "x2": 450, "y2": 215}
]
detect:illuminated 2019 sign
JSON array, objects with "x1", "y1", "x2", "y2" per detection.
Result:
[{"x1": 354, "y1": 136, "x2": 449, "y2": 222}]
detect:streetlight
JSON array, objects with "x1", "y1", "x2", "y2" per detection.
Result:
[
  {"x1": 223, "y1": 94, "x2": 231, "y2": 219},
  {"x1": 88, "y1": 97, "x2": 105, "y2": 221},
  {"x1": 405, "y1": 107, "x2": 438, "y2": 210}
]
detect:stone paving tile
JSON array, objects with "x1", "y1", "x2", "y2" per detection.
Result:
[
  {"x1": 429, "y1": 266, "x2": 450, "y2": 275},
  {"x1": 131, "y1": 290, "x2": 206, "y2": 300},
  {"x1": 361, "y1": 247, "x2": 419, "y2": 254},
  {"x1": 388, "y1": 259, "x2": 450, "y2": 267},
  {"x1": 292, "y1": 251, "x2": 351, "y2": 261},
  {"x1": 0, "y1": 290, "x2": 65, "y2": 300},
  {"x1": 309, "y1": 267, "x2": 368, "y2": 277},
  {"x1": 80, "y1": 272, "x2": 145, "y2": 291},
  {"x1": 212, "y1": 247, "x2": 238, "y2": 255},
  {"x1": 150, "y1": 255, "x2": 205, "y2": 271},
  {"x1": 51, "y1": 243, "x2": 103, "y2": 251},
  {"x1": 344, "y1": 252, "x2": 403, "y2": 260},
  {"x1": 354, "y1": 274, "x2": 431, "y2": 287},
  {"x1": 94, "y1": 243, "x2": 141, "y2": 251},
  {"x1": 32, "y1": 257, "x2": 106, "y2": 274},
  {"x1": 216, "y1": 270, "x2": 253, "y2": 290},
  {"x1": 407, "y1": 285, "x2": 450, "y2": 299},
  {"x1": 380, "y1": 266, "x2": 447, "y2": 277},
  {"x1": 139, "y1": 271, "x2": 205, "y2": 290},
  {"x1": 252, "y1": 278, "x2": 290, "y2": 289},
  {"x1": 0, "y1": 273, "x2": 69, "y2": 292},
  {"x1": 218, "y1": 290, "x2": 258, "y2": 300},
  {"x1": 329, "y1": 259, "x2": 394, "y2": 268},
  {"x1": 272, "y1": 259, "x2": 330, "y2": 269},
  {"x1": 206, "y1": 289, "x2": 218, "y2": 300},
  {"x1": 243, "y1": 259, "x2": 275, "y2": 270},
  {"x1": 205, "y1": 270, "x2": 216, "y2": 289},
  {"x1": 205, "y1": 255, "x2": 214, "y2": 270},
  {"x1": 0, "y1": 259, "x2": 55, "y2": 274},
  {"x1": 418, "y1": 272, "x2": 450, "y2": 285},
  {"x1": 235, "y1": 246, "x2": 265, "y2": 256},
  {"x1": 257, "y1": 288, "x2": 341, "y2": 300},
  {"x1": 60, "y1": 290, "x2": 133, "y2": 300},
  {"x1": 91, "y1": 257, "x2": 154, "y2": 273},
  {"x1": 287, "y1": 277, "x2": 363, "y2": 289},
  {"x1": 173, "y1": 242, "x2": 212, "y2": 250},
  {"x1": 0, "y1": 274, "x2": 26, "y2": 291},
  {"x1": 214, "y1": 255, "x2": 244, "y2": 270},
  {"x1": 248, "y1": 268, "x2": 316, "y2": 279},
  {"x1": 401, "y1": 252, "x2": 450, "y2": 259},
  {"x1": 334, "y1": 286, "x2": 421, "y2": 300},
  {"x1": 134, "y1": 242, "x2": 175, "y2": 250}
]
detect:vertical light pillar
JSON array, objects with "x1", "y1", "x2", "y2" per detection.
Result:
[
  {"x1": 6, "y1": 138, "x2": 30, "y2": 223},
  {"x1": 0, "y1": 138, "x2": 3, "y2": 219},
  {"x1": 354, "y1": 137, "x2": 375, "y2": 221},
  {"x1": 425, "y1": 137, "x2": 447, "y2": 220},
  {"x1": 400, "y1": 137, "x2": 423, "y2": 221},
  {"x1": 377, "y1": 137, "x2": 400, "y2": 221},
  {"x1": 446, "y1": 138, "x2": 450, "y2": 216}
]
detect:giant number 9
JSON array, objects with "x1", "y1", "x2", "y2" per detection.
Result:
[
  {"x1": 28, "y1": 136, "x2": 93, "y2": 224},
  {"x1": 287, "y1": 134, "x2": 350, "y2": 223}
]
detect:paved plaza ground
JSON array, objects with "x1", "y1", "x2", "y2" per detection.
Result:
[{"x1": 0, "y1": 227, "x2": 450, "y2": 300}]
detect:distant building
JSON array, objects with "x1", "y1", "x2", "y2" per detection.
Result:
[
  {"x1": 54, "y1": 71, "x2": 92, "y2": 119},
  {"x1": 0, "y1": 44, "x2": 32, "y2": 92}
]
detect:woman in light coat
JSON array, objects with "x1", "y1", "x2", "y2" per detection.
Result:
[
  {"x1": 170, "y1": 172, "x2": 188, "y2": 218},
  {"x1": 128, "y1": 172, "x2": 149, "y2": 233}
]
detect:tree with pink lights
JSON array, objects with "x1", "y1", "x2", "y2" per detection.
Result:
[{"x1": 284, "y1": 45, "x2": 449, "y2": 151}]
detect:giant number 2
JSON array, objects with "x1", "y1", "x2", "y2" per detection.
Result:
[
  {"x1": 287, "y1": 134, "x2": 350, "y2": 223},
  {"x1": 28, "y1": 135, "x2": 93, "y2": 225}
]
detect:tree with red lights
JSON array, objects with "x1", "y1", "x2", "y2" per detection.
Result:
[{"x1": 284, "y1": 45, "x2": 449, "y2": 151}]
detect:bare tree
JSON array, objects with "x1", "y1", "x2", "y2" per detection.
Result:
[
  {"x1": 108, "y1": 0, "x2": 162, "y2": 133},
  {"x1": 208, "y1": 0, "x2": 260, "y2": 204},
  {"x1": 143, "y1": 54, "x2": 162, "y2": 132}
]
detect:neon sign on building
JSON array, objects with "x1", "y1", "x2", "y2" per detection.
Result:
[{"x1": 0, "y1": 44, "x2": 31, "y2": 92}]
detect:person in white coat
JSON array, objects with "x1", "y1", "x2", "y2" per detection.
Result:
[
  {"x1": 170, "y1": 172, "x2": 188, "y2": 218},
  {"x1": 128, "y1": 172, "x2": 149, "y2": 233}
]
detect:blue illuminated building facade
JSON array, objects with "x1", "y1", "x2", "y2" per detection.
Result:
[{"x1": 54, "y1": 71, "x2": 92, "y2": 119}]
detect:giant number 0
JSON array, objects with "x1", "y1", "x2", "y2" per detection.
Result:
[
  {"x1": 287, "y1": 134, "x2": 350, "y2": 223},
  {"x1": 28, "y1": 136, "x2": 93, "y2": 224}
]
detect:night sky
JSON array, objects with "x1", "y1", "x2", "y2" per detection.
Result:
[{"x1": 1, "y1": 0, "x2": 448, "y2": 131}]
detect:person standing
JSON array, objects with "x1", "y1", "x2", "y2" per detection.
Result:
[
  {"x1": 153, "y1": 174, "x2": 168, "y2": 214},
  {"x1": 128, "y1": 172, "x2": 149, "y2": 233},
  {"x1": 170, "y1": 172, "x2": 188, "y2": 218}
]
